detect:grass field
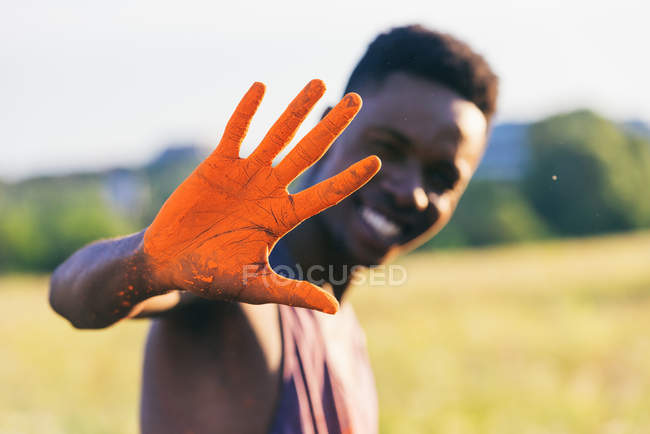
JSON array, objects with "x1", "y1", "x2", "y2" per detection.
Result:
[{"x1": 2, "y1": 231, "x2": 650, "y2": 433}]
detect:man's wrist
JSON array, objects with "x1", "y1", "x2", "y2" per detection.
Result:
[{"x1": 122, "y1": 229, "x2": 170, "y2": 303}]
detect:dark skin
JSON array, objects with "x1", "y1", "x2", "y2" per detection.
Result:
[
  {"x1": 286, "y1": 73, "x2": 487, "y2": 298},
  {"x1": 49, "y1": 72, "x2": 488, "y2": 433}
]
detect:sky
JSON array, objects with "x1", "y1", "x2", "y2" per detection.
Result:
[{"x1": 1, "y1": 0, "x2": 648, "y2": 181}]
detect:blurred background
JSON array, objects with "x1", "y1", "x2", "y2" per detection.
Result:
[{"x1": 2, "y1": 0, "x2": 650, "y2": 433}]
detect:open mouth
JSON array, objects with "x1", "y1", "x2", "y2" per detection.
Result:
[{"x1": 360, "y1": 205, "x2": 402, "y2": 239}]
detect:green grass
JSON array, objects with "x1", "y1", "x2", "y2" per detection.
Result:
[
  {"x1": 0, "y1": 275, "x2": 146, "y2": 434},
  {"x1": 2, "y1": 232, "x2": 650, "y2": 433}
]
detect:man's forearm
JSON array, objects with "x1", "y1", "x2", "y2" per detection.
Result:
[{"x1": 49, "y1": 229, "x2": 168, "y2": 328}]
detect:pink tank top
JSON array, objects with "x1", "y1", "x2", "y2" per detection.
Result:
[{"x1": 269, "y1": 303, "x2": 378, "y2": 433}]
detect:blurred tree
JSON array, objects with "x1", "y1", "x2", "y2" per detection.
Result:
[
  {"x1": 523, "y1": 110, "x2": 650, "y2": 236},
  {"x1": 2, "y1": 127, "x2": 649, "y2": 271},
  {"x1": 424, "y1": 180, "x2": 550, "y2": 249},
  {"x1": 0, "y1": 176, "x2": 135, "y2": 271}
]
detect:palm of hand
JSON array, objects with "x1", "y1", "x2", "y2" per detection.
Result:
[{"x1": 143, "y1": 80, "x2": 380, "y2": 313}]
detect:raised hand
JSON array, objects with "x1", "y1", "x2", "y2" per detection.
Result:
[{"x1": 142, "y1": 80, "x2": 380, "y2": 314}]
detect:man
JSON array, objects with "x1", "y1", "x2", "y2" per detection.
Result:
[{"x1": 50, "y1": 25, "x2": 498, "y2": 433}]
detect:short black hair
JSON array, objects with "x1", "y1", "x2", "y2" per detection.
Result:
[{"x1": 345, "y1": 25, "x2": 499, "y2": 121}]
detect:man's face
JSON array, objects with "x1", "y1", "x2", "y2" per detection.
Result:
[{"x1": 311, "y1": 72, "x2": 488, "y2": 266}]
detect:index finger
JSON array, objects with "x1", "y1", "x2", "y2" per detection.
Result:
[{"x1": 289, "y1": 155, "x2": 381, "y2": 223}]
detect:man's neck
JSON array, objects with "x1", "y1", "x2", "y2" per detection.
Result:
[{"x1": 282, "y1": 214, "x2": 354, "y2": 301}]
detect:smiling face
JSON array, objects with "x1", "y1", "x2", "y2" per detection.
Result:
[{"x1": 309, "y1": 72, "x2": 488, "y2": 266}]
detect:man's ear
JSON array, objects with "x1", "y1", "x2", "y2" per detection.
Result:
[{"x1": 321, "y1": 106, "x2": 333, "y2": 120}]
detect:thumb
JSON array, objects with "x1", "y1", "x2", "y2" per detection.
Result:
[{"x1": 251, "y1": 268, "x2": 339, "y2": 314}]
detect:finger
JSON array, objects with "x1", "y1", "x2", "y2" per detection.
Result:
[
  {"x1": 291, "y1": 155, "x2": 381, "y2": 222},
  {"x1": 213, "y1": 82, "x2": 266, "y2": 159},
  {"x1": 274, "y1": 92, "x2": 362, "y2": 186},
  {"x1": 254, "y1": 271, "x2": 340, "y2": 314},
  {"x1": 247, "y1": 79, "x2": 325, "y2": 167}
]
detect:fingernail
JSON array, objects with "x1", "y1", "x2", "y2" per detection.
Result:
[{"x1": 342, "y1": 93, "x2": 362, "y2": 109}]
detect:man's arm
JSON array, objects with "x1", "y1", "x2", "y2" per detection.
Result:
[
  {"x1": 49, "y1": 80, "x2": 380, "y2": 329},
  {"x1": 49, "y1": 229, "x2": 182, "y2": 329}
]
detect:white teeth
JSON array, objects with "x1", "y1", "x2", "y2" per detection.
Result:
[{"x1": 361, "y1": 206, "x2": 400, "y2": 238}]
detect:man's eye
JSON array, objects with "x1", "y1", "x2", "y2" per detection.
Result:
[{"x1": 370, "y1": 141, "x2": 405, "y2": 160}]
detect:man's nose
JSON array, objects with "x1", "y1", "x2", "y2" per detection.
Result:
[{"x1": 380, "y1": 173, "x2": 429, "y2": 211}]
